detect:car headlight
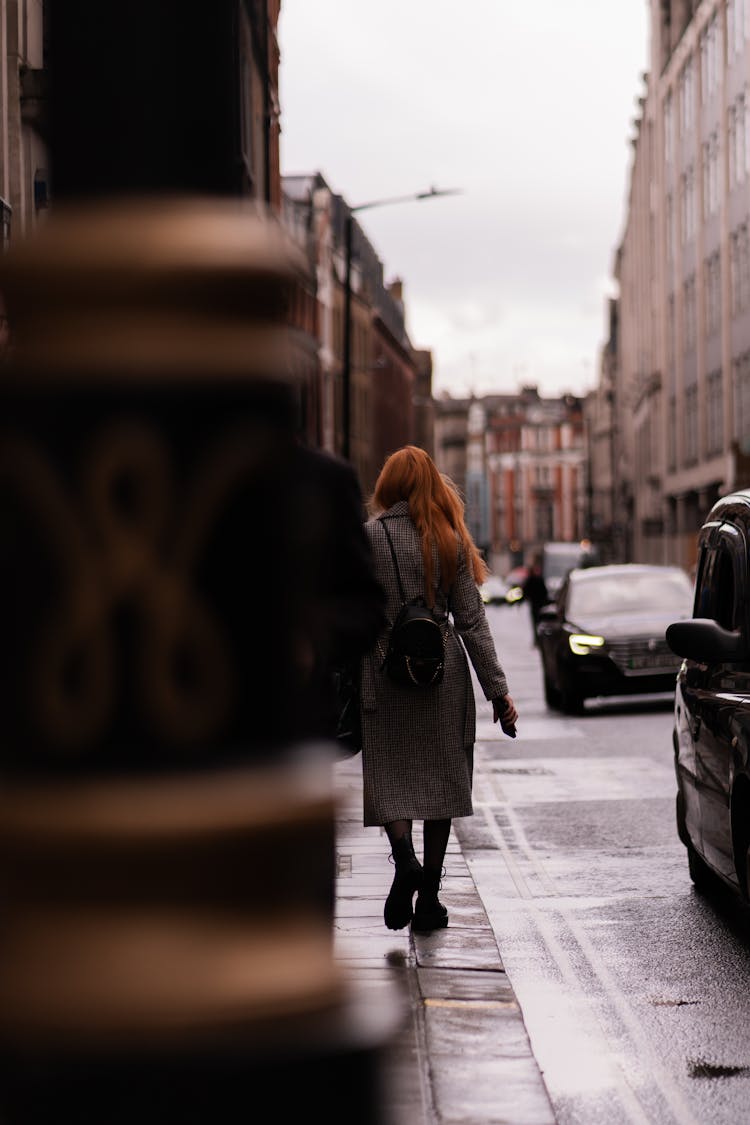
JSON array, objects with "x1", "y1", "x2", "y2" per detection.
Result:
[
  {"x1": 506, "y1": 586, "x2": 523, "y2": 604},
  {"x1": 568, "y1": 633, "x2": 605, "y2": 656}
]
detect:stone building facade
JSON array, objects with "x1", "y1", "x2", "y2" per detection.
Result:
[
  {"x1": 609, "y1": 0, "x2": 750, "y2": 572},
  {"x1": 0, "y1": 0, "x2": 48, "y2": 246},
  {"x1": 281, "y1": 172, "x2": 424, "y2": 491}
]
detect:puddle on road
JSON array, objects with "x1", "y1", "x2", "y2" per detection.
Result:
[
  {"x1": 688, "y1": 1059, "x2": 750, "y2": 1079},
  {"x1": 650, "y1": 997, "x2": 700, "y2": 1007},
  {"x1": 491, "y1": 766, "x2": 554, "y2": 776}
]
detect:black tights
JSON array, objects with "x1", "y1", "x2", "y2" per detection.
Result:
[{"x1": 385, "y1": 817, "x2": 451, "y2": 871}]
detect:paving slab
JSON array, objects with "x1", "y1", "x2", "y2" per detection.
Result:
[{"x1": 333, "y1": 755, "x2": 556, "y2": 1125}]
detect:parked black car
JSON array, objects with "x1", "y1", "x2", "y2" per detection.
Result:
[
  {"x1": 666, "y1": 489, "x2": 750, "y2": 898},
  {"x1": 537, "y1": 563, "x2": 693, "y2": 714}
]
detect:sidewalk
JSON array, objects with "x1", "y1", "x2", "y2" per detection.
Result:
[{"x1": 333, "y1": 751, "x2": 556, "y2": 1125}]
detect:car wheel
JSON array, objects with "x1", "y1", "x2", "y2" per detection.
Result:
[
  {"x1": 559, "y1": 675, "x2": 584, "y2": 715},
  {"x1": 686, "y1": 837, "x2": 713, "y2": 893},
  {"x1": 543, "y1": 671, "x2": 560, "y2": 709},
  {"x1": 675, "y1": 791, "x2": 689, "y2": 848}
]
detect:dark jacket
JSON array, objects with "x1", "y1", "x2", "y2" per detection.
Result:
[{"x1": 288, "y1": 445, "x2": 387, "y2": 742}]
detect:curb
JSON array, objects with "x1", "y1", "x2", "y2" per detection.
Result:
[{"x1": 333, "y1": 754, "x2": 555, "y2": 1124}]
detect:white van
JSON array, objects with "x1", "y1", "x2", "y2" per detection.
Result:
[{"x1": 542, "y1": 540, "x2": 598, "y2": 597}]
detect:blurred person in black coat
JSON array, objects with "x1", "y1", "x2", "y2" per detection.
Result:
[
  {"x1": 189, "y1": 410, "x2": 386, "y2": 761},
  {"x1": 287, "y1": 441, "x2": 387, "y2": 747},
  {"x1": 522, "y1": 554, "x2": 549, "y2": 647}
]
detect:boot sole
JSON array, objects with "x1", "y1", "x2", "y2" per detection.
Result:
[
  {"x1": 412, "y1": 911, "x2": 449, "y2": 933},
  {"x1": 384, "y1": 870, "x2": 422, "y2": 930}
]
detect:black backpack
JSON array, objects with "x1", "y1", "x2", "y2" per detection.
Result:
[{"x1": 380, "y1": 519, "x2": 446, "y2": 688}]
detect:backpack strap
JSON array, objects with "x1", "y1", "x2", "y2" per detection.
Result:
[
  {"x1": 379, "y1": 517, "x2": 407, "y2": 605},
  {"x1": 380, "y1": 515, "x2": 454, "y2": 615}
]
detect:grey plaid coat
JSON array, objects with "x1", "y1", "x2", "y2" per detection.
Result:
[{"x1": 360, "y1": 501, "x2": 510, "y2": 826}]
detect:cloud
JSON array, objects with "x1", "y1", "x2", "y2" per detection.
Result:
[{"x1": 278, "y1": 0, "x2": 649, "y2": 399}]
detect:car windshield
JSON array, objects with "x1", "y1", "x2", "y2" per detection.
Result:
[
  {"x1": 567, "y1": 570, "x2": 693, "y2": 617},
  {"x1": 545, "y1": 553, "x2": 582, "y2": 579},
  {"x1": 483, "y1": 577, "x2": 506, "y2": 591}
]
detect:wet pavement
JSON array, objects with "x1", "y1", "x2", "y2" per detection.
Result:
[{"x1": 333, "y1": 751, "x2": 556, "y2": 1125}]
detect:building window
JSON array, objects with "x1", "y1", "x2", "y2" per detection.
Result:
[
  {"x1": 0, "y1": 199, "x2": 10, "y2": 249},
  {"x1": 735, "y1": 352, "x2": 750, "y2": 447},
  {"x1": 678, "y1": 55, "x2": 695, "y2": 136},
  {"x1": 239, "y1": 44, "x2": 255, "y2": 189},
  {"x1": 728, "y1": 0, "x2": 737, "y2": 60},
  {"x1": 685, "y1": 384, "x2": 699, "y2": 464},
  {"x1": 738, "y1": 94, "x2": 747, "y2": 183},
  {"x1": 664, "y1": 90, "x2": 674, "y2": 163},
  {"x1": 700, "y1": 27, "x2": 709, "y2": 103},
  {"x1": 731, "y1": 222, "x2": 750, "y2": 314},
  {"x1": 683, "y1": 274, "x2": 697, "y2": 350},
  {"x1": 712, "y1": 132, "x2": 721, "y2": 211},
  {"x1": 700, "y1": 13, "x2": 720, "y2": 102},
  {"x1": 728, "y1": 0, "x2": 748, "y2": 60},
  {"x1": 709, "y1": 11, "x2": 720, "y2": 97},
  {"x1": 728, "y1": 95, "x2": 747, "y2": 189},
  {"x1": 705, "y1": 251, "x2": 722, "y2": 336},
  {"x1": 706, "y1": 369, "x2": 724, "y2": 455},
  {"x1": 729, "y1": 105, "x2": 737, "y2": 187},
  {"x1": 702, "y1": 131, "x2": 720, "y2": 216},
  {"x1": 687, "y1": 165, "x2": 696, "y2": 239},
  {"x1": 680, "y1": 166, "x2": 696, "y2": 242},
  {"x1": 668, "y1": 395, "x2": 677, "y2": 471},
  {"x1": 731, "y1": 230, "x2": 740, "y2": 315}
]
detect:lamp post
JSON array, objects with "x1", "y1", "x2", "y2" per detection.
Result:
[{"x1": 341, "y1": 186, "x2": 462, "y2": 462}]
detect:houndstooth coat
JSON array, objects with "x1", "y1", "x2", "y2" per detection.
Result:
[{"x1": 360, "y1": 501, "x2": 510, "y2": 826}]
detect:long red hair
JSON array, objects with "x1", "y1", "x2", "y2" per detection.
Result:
[{"x1": 370, "y1": 445, "x2": 489, "y2": 602}]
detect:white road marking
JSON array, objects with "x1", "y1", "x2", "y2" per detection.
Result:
[{"x1": 467, "y1": 756, "x2": 702, "y2": 1125}]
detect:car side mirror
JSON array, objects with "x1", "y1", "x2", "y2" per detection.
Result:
[{"x1": 666, "y1": 618, "x2": 749, "y2": 663}]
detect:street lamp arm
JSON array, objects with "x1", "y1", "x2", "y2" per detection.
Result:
[
  {"x1": 351, "y1": 186, "x2": 463, "y2": 213},
  {"x1": 341, "y1": 185, "x2": 463, "y2": 462}
]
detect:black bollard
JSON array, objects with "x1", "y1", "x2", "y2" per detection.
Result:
[{"x1": 0, "y1": 2, "x2": 404, "y2": 1118}]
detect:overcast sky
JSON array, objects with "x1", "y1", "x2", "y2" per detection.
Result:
[{"x1": 278, "y1": 2, "x2": 651, "y2": 401}]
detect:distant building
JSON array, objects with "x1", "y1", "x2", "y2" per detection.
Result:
[
  {"x1": 435, "y1": 386, "x2": 587, "y2": 575},
  {"x1": 434, "y1": 393, "x2": 471, "y2": 501},
  {"x1": 413, "y1": 348, "x2": 436, "y2": 459}
]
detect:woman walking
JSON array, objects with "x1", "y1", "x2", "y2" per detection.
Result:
[{"x1": 360, "y1": 446, "x2": 518, "y2": 932}]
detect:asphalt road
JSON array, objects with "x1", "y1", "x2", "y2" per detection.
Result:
[{"x1": 457, "y1": 602, "x2": 750, "y2": 1125}]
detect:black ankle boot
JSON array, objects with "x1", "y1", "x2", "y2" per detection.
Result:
[
  {"x1": 384, "y1": 834, "x2": 422, "y2": 930},
  {"x1": 412, "y1": 865, "x2": 449, "y2": 932}
]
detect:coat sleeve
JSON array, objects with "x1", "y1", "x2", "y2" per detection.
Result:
[{"x1": 450, "y1": 549, "x2": 509, "y2": 701}]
